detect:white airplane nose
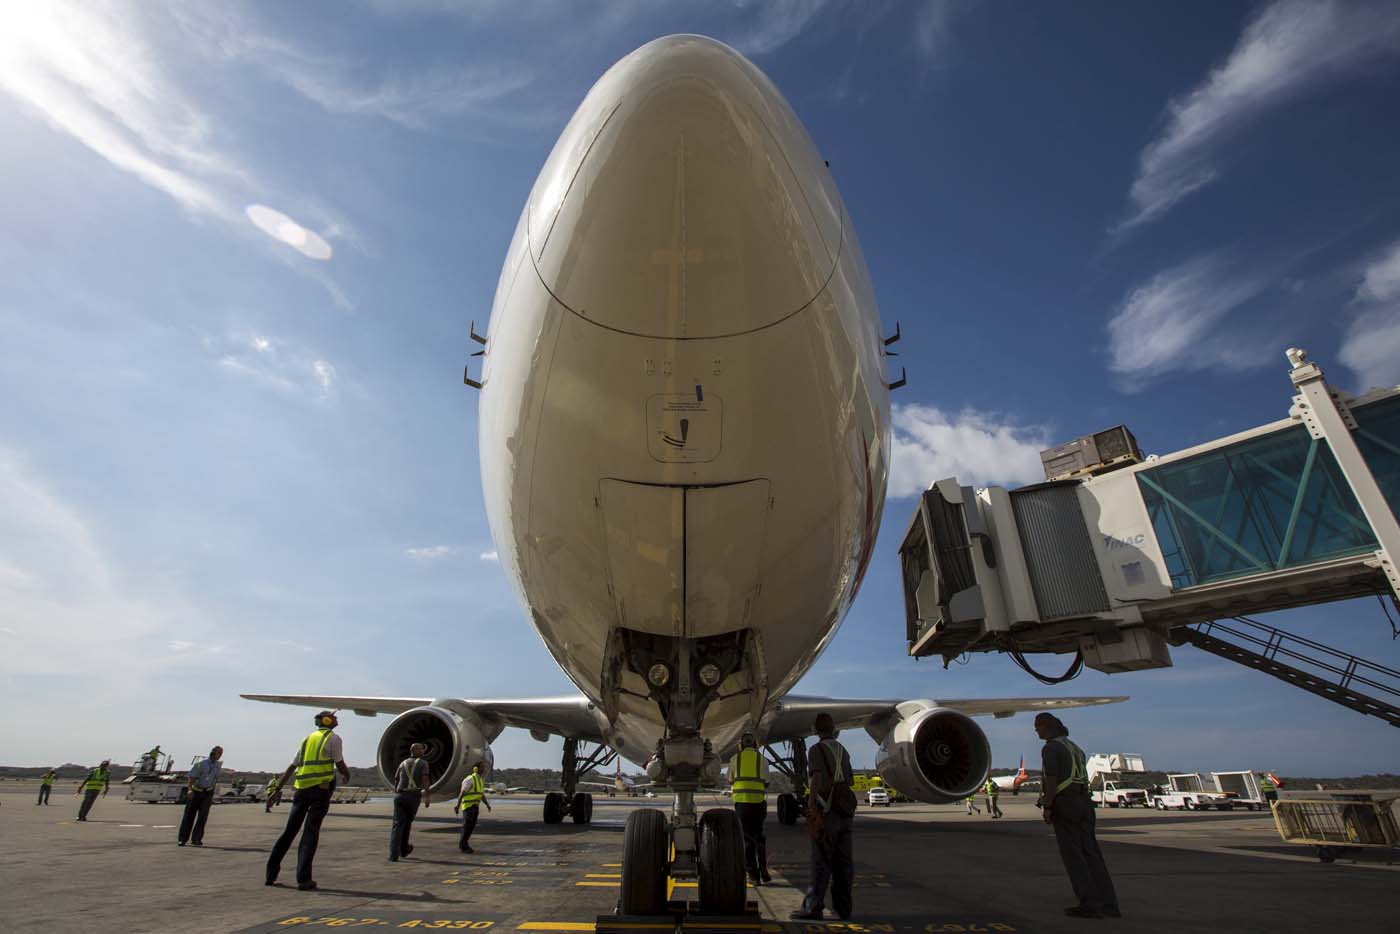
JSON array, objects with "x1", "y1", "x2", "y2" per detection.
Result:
[{"x1": 527, "y1": 35, "x2": 844, "y2": 340}]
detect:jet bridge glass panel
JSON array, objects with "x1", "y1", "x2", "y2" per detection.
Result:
[
  {"x1": 1353, "y1": 394, "x2": 1400, "y2": 522},
  {"x1": 1137, "y1": 424, "x2": 1378, "y2": 590}
]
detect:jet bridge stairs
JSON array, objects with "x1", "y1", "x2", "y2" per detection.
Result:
[{"x1": 898, "y1": 349, "x2": 1400, "y2": 726}]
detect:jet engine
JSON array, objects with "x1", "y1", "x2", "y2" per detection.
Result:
[
  {"x1": 376, "y1": 704, "x2": 495, "y2": 796},
  {"x1": 873, "y1": 704, "x2": 991, "y2": 803}
]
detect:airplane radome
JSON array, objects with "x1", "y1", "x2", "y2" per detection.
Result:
[{"x1": 245, "y1": 36, "x2": 1125, "y2": 915}]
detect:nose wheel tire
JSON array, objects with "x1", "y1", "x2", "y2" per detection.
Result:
[
  {"x1": 697, "y1": 808, "x2": 746, "y2": 915},
  {"x1": 572, "y1": 792, "x2": 594, "y2": 824},
  {"x1": 544, "y1": 791, "x2": 566, "y2": 824},
  {"x1": 776, "y1": 793, "x2": 800, "y2": 826},
  {"x1": 620, "y1": 808, "x2": 669, "y2": 915}
]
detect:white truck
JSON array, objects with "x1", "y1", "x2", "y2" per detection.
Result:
[
  {"x1": 1150, "y1": 773, "x2": 1233, "y2": 811},
  {"x1": 1087, "y1": 753, "x2": 1149, "y2": 808}
]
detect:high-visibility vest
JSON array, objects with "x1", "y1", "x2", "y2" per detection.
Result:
[
  {"x1": 1052, "y1": 737, "x2": 1088, "y2": 793},
  {"x1": 82, "y1": 767, "x2": 109, "y2": 792},
  {"x1": 459, "y1": 773, "x2": 485, "y2": 810},
  {"x1": 730, "y1": 748, "x2": 766, "y2": 804},
  {"x1": 41, "y1": 772, "x2": 56, "y2": 786},
  {"x1": 294, "y1": 729, "x2": 338, "y2": 790},
  {"x1": 400, "y1": 757, "x2": 424, "y2": 791},
  {"x1": 985, "y1": 778, "x2": 998, "y2": 796}
]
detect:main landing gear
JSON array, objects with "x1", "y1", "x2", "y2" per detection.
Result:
[
  {"x1": 764, "y1": 739, "x2": 809, "y2": 826},
  {"x1": 544, "y1": 737, "x2": 608, "y2": 826}
]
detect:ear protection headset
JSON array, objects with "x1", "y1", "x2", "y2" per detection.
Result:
[{"x1": 316, "y1": 711, "x2": 337, "y2": 728}]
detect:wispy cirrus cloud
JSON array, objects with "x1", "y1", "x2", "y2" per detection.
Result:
[
  {"x1": 480, "y1": 550, "x2": 499, "y2": 562},
  {"x1": 727, "y1": 0, "x2": 837, "y2": 56},
  {"x1": 204, "y1": 332, "x2": 341, "y2": 399},
  {"x1": 0, "y1": 2, "x2": 239, "y2": 219},
  {"x1": 888, "y1": 405, "x2": 1049, "y2": 497},
  {"x1": 1339, "y1": 239, "x2": 1400, "y2": 390},
  {"x1": 405, "y1": 545, "x2": 458, "y2": 560},
  {"x1": 1106, "y1": 254, "x2": 1275, "y2": 390},
  {"x1": 1115, "y1": 0, "x2": 1400, "y2": 234}
]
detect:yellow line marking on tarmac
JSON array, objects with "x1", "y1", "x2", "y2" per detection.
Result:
[
  {"x1": 601, "y1": 863, "x2": 621, "y2": 868},
  {"x1": 585, "y1": 873, "x2": 621, "y2": 879},
  {"x1": 575, "y1": 881, "x2": 620, "y2": 887},
  {"x1": 518, "y1": 924, "x2": 596, "y2": 931}
]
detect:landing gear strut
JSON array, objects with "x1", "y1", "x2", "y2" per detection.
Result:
[
  {"x1": 765, "y1": 739, "x2": 809, "y2": 826},
  {"x1": 608, "y1": 628, "x2": 760, "y2": 921},
  {"x1": 544, "y1": 737, "x2": 611, "y2": 825}
]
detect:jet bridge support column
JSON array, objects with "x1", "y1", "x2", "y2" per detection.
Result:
[{"x1": 1287, "y1": 348, "x2": 1400, "y2": 601}]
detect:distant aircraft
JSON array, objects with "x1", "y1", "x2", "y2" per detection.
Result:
[
  {"x1": 989, "y1": 756, "x2": 1037, "y2": 793},
  {"x1": 581, "y1": 761, "x2": 653, "y2": 797},
  {"x1": 244, "y1": 34, "x2": 1126, "y2": 915}
]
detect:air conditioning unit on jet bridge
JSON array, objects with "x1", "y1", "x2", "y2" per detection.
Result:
[{"x1": 898, "y1": 477, "x2": 1172, "y2": 673}]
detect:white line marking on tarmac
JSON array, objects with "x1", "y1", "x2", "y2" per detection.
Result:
[
  {"x1": 153, "y1": 824, "x2": 176, "y2": 828},
  {"x1": 119, "y1": 824, "x2": 144, "y2": 828}
]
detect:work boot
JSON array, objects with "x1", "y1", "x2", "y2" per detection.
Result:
[
  {"x1": 760, "y1": 868, "x2": 773, "y2": 884},
  {"x1": 1064, "y1": 906, "x2": 1103, "y2": 919},
  {"x1": 789, "y1": 910, "x2": 824, "y2": 921},
  {"x1": 747, "y1": 870, "x2": 762, "y2": 887}
]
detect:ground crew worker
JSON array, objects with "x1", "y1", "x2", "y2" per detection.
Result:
[
  {"x1": 985, "y1": 776, "x2": 1003, "y2": 819},
  {"x1": 265, "y1": 775, "x2": 283, "y2": 812},
  {"x1": 75, "y1": 760, "x2": 111, "y2": 821},
  {"x1": 389, "y1": 743, "x2": 432, "y2": 861},
  {"x1": 964, "y1": 793, "x2": 981, "y2": 815},
  {"x1": 1036, "y1": 713, "x2": 1119, "y2": 920},
  {"x1": 791, "y1": 713, "x2": 855, "y2": 922},
  {"x1": 142, "y1": 745, "x2": 163, "y2": 772},
  {"x1": 454, "y1": 761, "x2": 490, "y2": 853},
  {"x1": 178, "y1": 746, "x2": 224, "y2": 846},
  {"x1": 728, "y1": 730, "x2": 772, "y2": 886},
  {"x1": 266, "y1": 711, "x2": 350, "y2": 890},
  {"x1": 38, "y1": 768, "x2": 56, "y2": 805}
]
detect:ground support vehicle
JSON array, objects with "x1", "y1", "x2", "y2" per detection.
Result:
[
  {"x1": 1212, "y1": 771, "x2": 1268, "y2": 810},
  {"x1": 1093, "y1": 779, "x2": 1148, "y2": 808},
  {"x1": 1273, "y1": 791, "x2": 1400, "y2": 862},
  {"x1": 1151, "y1": 774, "x2": 1232, "y2": 810},
  {"x1": 867, "y1": 787, "x2": 891, "y2": 807}
]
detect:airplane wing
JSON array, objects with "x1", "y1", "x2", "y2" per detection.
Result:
[
  {"x1": 764, "y1": 694, "x2": 1127, "y2": 745},
  {"x1": 240, "y1": 693, "x2": 607, "y2": 742}
]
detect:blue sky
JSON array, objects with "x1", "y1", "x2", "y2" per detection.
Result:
[{"x1": 2, "y1": 1, "x2": 1399, "y2": 777}]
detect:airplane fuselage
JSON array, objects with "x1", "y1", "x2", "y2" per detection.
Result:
[{"x1": 479, "y1": 36, "x2": 890, "y2": 763}]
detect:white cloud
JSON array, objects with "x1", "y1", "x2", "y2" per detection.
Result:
[
  {"x1": 480, "y1": 550, "x2": 499, "y2": 562},
  {"x1": 728, "y1": 0, "x2": 834, "y2": 55},
  {"x1": 1116, "y1": 0, "x2": 1400, "y2": 233},
  {"x1": 914, "y1": 0, "x2": 957, "y2": 63},
  {"x1": 1339, "y1": 240, "x2": 1400, "y2": 390},
  {"x1": 0, "y1": 447, "x2": 212, "y2": 681},
  {"x1": 246, "y1": 204, "x2": 334, "y2": 261},
  {"x1": 205, "y1": 333, "x2": 341, "y2": 399},
  {"x1": 1356, "y1": 239, "x2": 1400, "y2": 303},
  {"x1": 406, "y1": 545, "x2": 457, "y2": 560},
  {"x1": 0, "y1": 2, "x2": 242, "y2": 219},
  {"x1": 1106, "y1": 254, "x2": 1271, "y2": 389},
  {"x1": 888, "y1": 405, "x2": 1049, "y2": 498}
]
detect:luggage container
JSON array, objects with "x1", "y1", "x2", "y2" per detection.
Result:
[{"x1": 1272, "y1": 791, "x2": 1400, "y2": 862}]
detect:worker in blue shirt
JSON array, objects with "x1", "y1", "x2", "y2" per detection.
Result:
[{"x1": 178, "y1": 746, "x2": 224, "y2": 847}]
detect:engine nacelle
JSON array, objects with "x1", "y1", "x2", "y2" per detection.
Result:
[
  {"x1": 874, "y1": 705, "x2": 990, "y2": 804},
  {"x1": 376, "y1": 705, "x2": 494, "y2": 797}
]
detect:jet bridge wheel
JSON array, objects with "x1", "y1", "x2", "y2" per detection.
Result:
[
  {"x1": 620, "y1": 808, "x2": 669, "y2": 915},
  {"x1": 572, "y1": 792, "x2": 594, "y2": 824},
  {"x1": 697, "y1": 808, "x2": 746, "y2": 915},
  {"x1": 776, "y1": 793, "x2": 800, "y2": 825},
  {"x1": 544, "y1": 792, "x2": 566, "y2": 824}
]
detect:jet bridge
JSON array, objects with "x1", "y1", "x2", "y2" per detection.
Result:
[{"x1": 899, "y1": 349, "x2": 1400, "y2": 725}]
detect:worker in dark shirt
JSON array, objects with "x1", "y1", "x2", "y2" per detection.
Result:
[
  {"x1": 791, "y1": 712, "x2": 856, "y2": 922},
  {"x1": 389, "y1": 744, "x2": 431, "y2": 861},
  {"x1": 1037, "y1": 713, "x2": 1120, "y2": 920}
]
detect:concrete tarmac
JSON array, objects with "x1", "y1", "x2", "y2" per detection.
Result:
[{"x1": 2, "y1": 788, "x2": 1396, "y2": 933}]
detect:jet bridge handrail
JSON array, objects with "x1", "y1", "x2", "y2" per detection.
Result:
[{"x1": 1196, "y1": 616, "x2": 1400, "y2": 701}]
